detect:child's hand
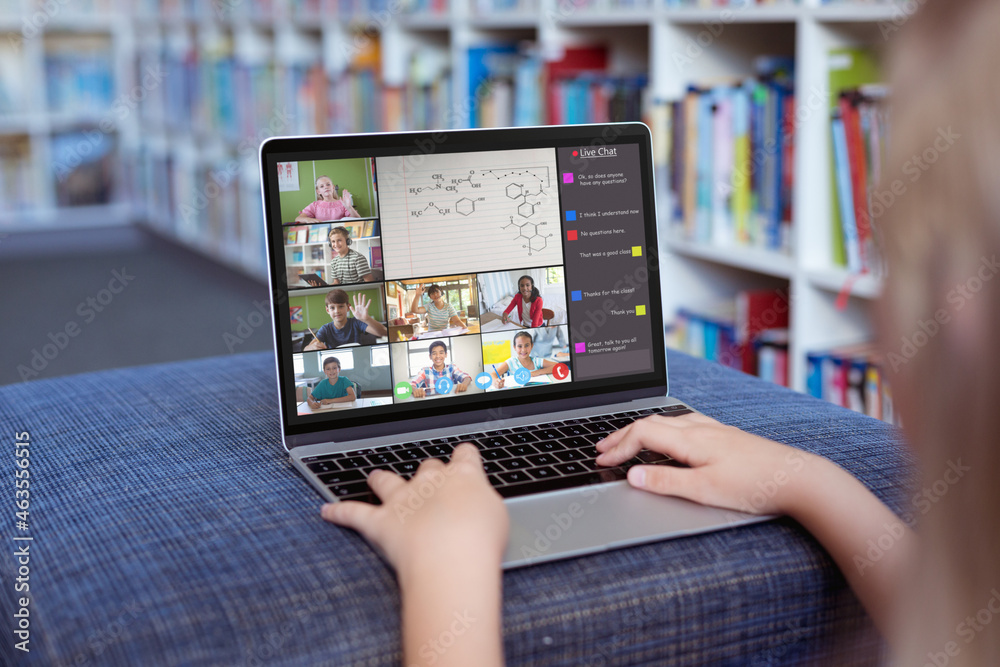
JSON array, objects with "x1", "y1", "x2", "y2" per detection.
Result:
[
  {"x1": 494, "y1": 376, "x2": 505, "y2": 389},
  {"x1": 501, "y1": 314, "x2": 508, "y2": 324},
  {"x1": 351, "y1": 293, "x2": 371, "y2": 320},
  {"x1": 413, "y1": 387, "x2": 426, "y2": 398},
  {"x1": 321, "y1": 444, "x2": 509, "y2": 571},
  {"x1": 304, "y1": 338, "x2": 327, "y2": 351},
  {"x1": 595, "y1": 413, "x2": 816, "y2": 516}
]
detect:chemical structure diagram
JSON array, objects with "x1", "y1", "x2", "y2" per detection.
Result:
[
  {"x1": 490, "y1": 167, "x2": 552, "y2": 255},
  {"x1": 408, "y1": 172, "x2": 485, "y2": 218},
  {"x1": 503, "y1": 216, "x2": 552, "y2": 255},
  {"x1": 406, "y1": 166, "x2": 554, "y2": 255}
]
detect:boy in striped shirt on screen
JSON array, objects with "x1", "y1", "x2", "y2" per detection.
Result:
[{"x1": 327, "y1": 226, "x2": 374, "y2": 285}]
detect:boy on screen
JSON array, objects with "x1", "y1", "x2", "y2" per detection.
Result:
[
  {"x1": 307, "y1": 357, "x2": 356, "y2": 407},
  {"x1": 411, "y1": 341, "x2": 472, "y2": 398},
  {"x1": 304, "y1": 289, "x2": 387, "y2": 350}
]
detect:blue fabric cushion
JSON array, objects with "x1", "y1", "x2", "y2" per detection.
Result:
[{"x1": 0, "y1": 350, "x2": 913, "y2": 665}]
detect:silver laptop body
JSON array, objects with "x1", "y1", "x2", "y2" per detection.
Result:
[{"x1": 259, "y1": 123, "x2": 765, "y2": 568}]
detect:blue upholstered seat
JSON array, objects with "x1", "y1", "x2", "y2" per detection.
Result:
[{"x1": 0, "y1": 350, "x2": 912, "y2": 665}]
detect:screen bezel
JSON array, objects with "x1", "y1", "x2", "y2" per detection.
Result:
[{"x1": 259, "y1": 123, "x2": 668, "y2": 450}]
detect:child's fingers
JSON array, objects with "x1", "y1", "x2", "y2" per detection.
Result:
[
  {"x1": 450, "y1": 443, "x2": 486, "y2": 476},
  {"x1": 596, "y1": 419, "x2": 701, "y2": 468},
  {"x1": 366, "y1": 469, "x2": 406, "y2": 500},
  {"x1": 626, "y1": 464, "x2": 704, "y2": 504},
  {"x1": 321, "y1": 500, "x2": 378, "y2": 532},
  {"x1": 594, "y1": 421, "x2": 634, "y2": 452}
]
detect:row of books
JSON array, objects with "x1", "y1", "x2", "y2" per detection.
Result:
[
  {"x1": 662, "y1": 57, "x2": 795, "y2": 252},
  {"x1": 467, "y1": 44, "x2": 646, "y2": 129},
  {"x1": 670, "y1": 289, "x2": 791, "y2": 386},
  {"x1": 831, "y1": 87, "x2": 889, "y2": 274},
  {"x1": 284, "y1": 220, "x2": 379, "y2": 244},
  {"x1": 806, "y1": 344, "x2": 897, "y2": 425},
  {"x1": 0, "y1": 135, "x2": 37, "y2": 213},
  {"x1": 828, "y1": 47, "x2": 886, "y2": 274},
  {"x1": 123, "y1": 145, "x2": 267, "y2": 275},
  {"x1": 44, "y1": 35, "x2": 115, "y2": 117}
]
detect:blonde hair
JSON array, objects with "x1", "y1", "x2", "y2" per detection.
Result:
[
  {"x1": 881, "y1": 1, "x2": 1000, "y2": 663},
  {"x1": 314, "y1": 176, "x2": 337, "y2": 200}
]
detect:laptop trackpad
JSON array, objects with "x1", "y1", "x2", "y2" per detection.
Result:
[{"x1": 502, "y1": 482, "x2": 766, "y2": 567}]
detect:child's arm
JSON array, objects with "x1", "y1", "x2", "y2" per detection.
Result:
[
  {"x1": 296, "y1": 203, "x2": 319, "y2": 223},
  {"x1": 351, "y1": 294, "x2": 388, "y2": 338},
  {"x1": 531, "y1": 298, "x2": 544, "y2": 327},
  {"x1": 411, "y1": 374, "x2": 426, "y2": 399},
  {"x1": 411, "y1": 285, "x2": 426, "y2": 314},
  {"x1": 322, "y1": 445, "x2": 507, "y2": 667},
  {"x1": 453, "y1": 371, "x2": 472, "y2": 393},
  {"x1": 490, "y1": 363, "x2": 509, "y2": 388},
  {"x1": 500, "y1": 296, "x2": 517, "y2": 323},
  {"x1": 319, "y1": 385, "x2": 356, "y2": 404},
  {"x1": 594, "y1": 413, "x2": 912, "y2": 640},
  {"x1": 530, "y1": 359, "x2": 557, "y2": 376}
]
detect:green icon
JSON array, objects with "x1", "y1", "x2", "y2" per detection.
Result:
[{"x1": 394, "y1": 381, "x2": 412, "y2": 399}]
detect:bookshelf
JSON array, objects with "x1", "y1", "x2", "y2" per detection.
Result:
[
  {"x1": 0, "y1": 1, "x2": 131, "y2": 228},
  {"x1": 4, "y1": 0, "x2": 903, "y2": 404}
]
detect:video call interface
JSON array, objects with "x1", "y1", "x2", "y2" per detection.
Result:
[{"x1": 274, "y1": 143, "x2": 655, "y2": 419}]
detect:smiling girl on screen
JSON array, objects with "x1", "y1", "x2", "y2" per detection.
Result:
[
  {"x1": 295, "y1": 176, "x2": 360, "y2": 223},
  {"x1": 500, "y1": 275, "x2": 543, "y2": 328},
  {"x1": 489, "y1": 331, "x2": 557, "y2": 388}
]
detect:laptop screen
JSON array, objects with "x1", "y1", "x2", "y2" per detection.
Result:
[{"x1": 261, "y1": 123, "x2": 666, "y2": 443}]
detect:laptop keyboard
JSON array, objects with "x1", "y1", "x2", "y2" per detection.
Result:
[{"x1": 301, "y1": 404, "x2": 693, "y2": 504}]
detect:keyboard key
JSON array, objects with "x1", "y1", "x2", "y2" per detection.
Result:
[
  {"x1": 500, "y1": 458, "x2": 530, "y2": 470},
  {"x1": 329, "y1": 481, "x2": 369, "y2": 497},
  {"x1": 307, "y1": 460, "x2": 339, "y2": 474},
  {"x1": 339, "y1": 492, "x2": 382, "y2": 506},
  {"x1": 554, "y1": 449, "x2": 587, "y2": 462},
  {"x1": 396, "y1": 448, "x2": 426, "y2": 461},
  {"x1": 561, "y1": 436, "x2": 592, "y2": 449},
  {"x1": 557, "y1": 424, "x2": 589, "y2": 437},
  {"x1": 367, "y1": 452, "x2": 400, "y2": 466},
  {"x1": 483, "y1": 461, "x2": 503, "y2": 474},
  {"x1": 507, "y1": 432, "x2": 539, "y2": 444},
  {"x1": 527, "y1": 466, "x2": 557, "y2": 480},
  {"x1": 339, "y1": 456, "x2": 368, "y2": 470},
  {"x1": 317, "y1": 469, "x2": 364, "y2": 486},
  {"x1": 534, "y1": 440, "x2": 563, "y2": 452},
  {"x1": 391, "y1": 460, "x2": 420, "y2": 476},
  {"x1": 481, "y1": 436, "x2": 510, "y2": 448},
  {"x1": 507, "y1": 444, "x2": 538, "y2": 457},
  {"x1": 302, "y1": 452, "x2": 348, "y2": 463},
  {"x1": 425, "y1": 444, "x2": 452, "y2": 458},
  {"x1": 498, "y1": 471, "x2": 530, "y2": 485},
  {"x1": 526, "y1": 453, "x2": 558, "y2": 466},
  {"x1": 608, "y1": 418, "x2": 633, "y2": 429},
  {"x1": 583, "y1": 421, "x2": 615, "y2": 434},
  {"x1": 495, "y1": 468, "x2": 629, "y2": 499},
  {"x1": 482, "y1": 449, "x2": 509, "y2": 461},
  {"x1": 554, "y1": 462, "x2": 586, "y2": 475},
  {"x1": 535, "y1": 429, "x2": 563, "y2": 440},
  {"x1": 636, "y1": 450, "x2": 672, "y2": 464},
  {"x1": 663, "y1": 409, "x2": 693, "y2": 418}
]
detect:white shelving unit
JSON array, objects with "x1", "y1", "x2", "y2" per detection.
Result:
[
  {"x1": 2, "y1": 0, "x2": 899, "y2": 394},
  {"x1": 0, "y1": 1, "x2": 133, "y2": 229}
]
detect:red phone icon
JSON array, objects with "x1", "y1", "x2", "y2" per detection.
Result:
[{"x1": 553, "y1": 363, "x2": 569, "y2": 380}]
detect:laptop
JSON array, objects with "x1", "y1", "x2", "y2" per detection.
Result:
[{"x1": 260, "y1": 123, "x2": 766, "y2": 568}]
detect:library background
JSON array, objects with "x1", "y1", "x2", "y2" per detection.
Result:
[{"x1": 0, "y1": 0, "x2": 904, "y2": 421}]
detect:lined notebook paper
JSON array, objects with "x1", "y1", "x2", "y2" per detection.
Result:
[{"x1": 376, "y1": 148, "x2": 564, "y2": 279}]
